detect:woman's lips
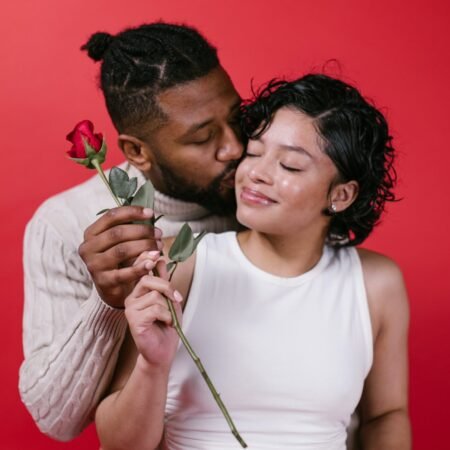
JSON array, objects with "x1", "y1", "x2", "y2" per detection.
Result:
[{"x1": 240, "y1": 187, "x2": 276, "y2": 205}]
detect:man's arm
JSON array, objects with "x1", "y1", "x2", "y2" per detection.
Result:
[
  {"x1": 358, "y1": 250, "x2": 411, "y2": 449},
  {"x1": 19, "y1": 206, "x2": 159, "y2": 441}
]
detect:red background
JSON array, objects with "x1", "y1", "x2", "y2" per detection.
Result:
[{"x1": 1, "y1": 0, "x2": 449, "y2": 448}]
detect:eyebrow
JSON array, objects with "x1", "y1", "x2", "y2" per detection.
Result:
[
  {"x1": 257, "y1": 136, "x2": 314, "y2": 159},
  {"x1": 280, "y1": 144, "x2": 313, "y2": 159},
  {"x1": 183, "y1": 119, "x2": 214, "y2": 136},
  {"x1": 181, "y1": 100, "x2": 241, "y2": 137}
]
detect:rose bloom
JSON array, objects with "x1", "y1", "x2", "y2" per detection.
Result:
[{"x1": 66, "y1": 120, "x2": 103, "y2": 158}]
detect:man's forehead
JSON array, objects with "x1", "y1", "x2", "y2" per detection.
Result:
[{"x1": 157, "y1": 67, "x2": 240, "y2": 124}]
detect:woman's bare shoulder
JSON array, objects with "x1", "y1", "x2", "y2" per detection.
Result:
[
  {"x1": 356, "y1": 248, "x2": 409, "y2": 337},
  {"x1": 357, "y1": 247, "x2": 404, "y2": 284}
]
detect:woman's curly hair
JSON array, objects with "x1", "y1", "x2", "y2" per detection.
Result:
[{"x1": 241, "y1": 74, "x2": 397, "y2": 247}]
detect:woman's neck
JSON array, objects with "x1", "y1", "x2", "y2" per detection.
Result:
[{"x1": 237, "y1": 229, "x2": 327, "y2": 278}]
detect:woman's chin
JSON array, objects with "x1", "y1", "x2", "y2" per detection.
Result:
[
  {"x1": 236, "y1": 208, "x2": 253, "y2": 229},
  {"x1": 236, "y1": 210, "x2": 274, "y2": 234}
]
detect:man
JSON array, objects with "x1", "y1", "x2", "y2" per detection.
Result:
[{"x1": 19, "y1": 22, "x2": 243, "y2": 441}]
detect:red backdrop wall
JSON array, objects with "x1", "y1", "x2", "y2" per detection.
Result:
[{"x1": 2, "y1": 0, "x2": 449, "y2": 448}]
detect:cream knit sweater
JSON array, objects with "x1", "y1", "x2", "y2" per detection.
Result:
[{"x1": 19, "y1": 163, "x2": 238, "y2": 441}]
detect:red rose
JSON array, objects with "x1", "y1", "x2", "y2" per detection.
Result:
[{"x1": 66, "y1": 120, "x2": 103, "y2": 158}]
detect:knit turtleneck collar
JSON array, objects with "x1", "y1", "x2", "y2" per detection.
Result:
[{"x1": 125, "y1": 162, "x2": 215, "y2": 221}]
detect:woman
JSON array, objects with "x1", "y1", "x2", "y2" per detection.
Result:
[{"x1": 95, "y1": 74, "x2": 411, "y2": 449}]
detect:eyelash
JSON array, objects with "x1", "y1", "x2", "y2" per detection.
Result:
[
  {"x1": 192, "y1": 133, "x2": 213, "y2": 145},
  {"x1": 280, "y1": 163, "x2": 301, "y2": 172},
  {"x1": 246, "y1": 154, "x2": 301, "y2": 172},
  {"x1": 192, "y1": 114, "x2": 240, "y2": 145}
]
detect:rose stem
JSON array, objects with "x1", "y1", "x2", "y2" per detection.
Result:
[
  {"x1": 163, "y1": 264, "x2": 247, "y2": 448},
  {"x1": 91, "y1": 159, "x2": 122, "y2": 207}
]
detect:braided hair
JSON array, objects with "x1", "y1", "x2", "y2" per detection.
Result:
[
  {"x1": 82, "y1": 22, "x2": 220, "y2": 134},
  {"x1": 241, "y1": 74, "x2": 397, "y2": 247}
]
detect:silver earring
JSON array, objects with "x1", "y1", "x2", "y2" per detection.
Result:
[{"x1": 330, "y1": 204, "x2": 337, "y2": 214}]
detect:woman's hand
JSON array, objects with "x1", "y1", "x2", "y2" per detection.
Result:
[{"x1": 124, "y1": 254, "x2": 183, "y2": 371}]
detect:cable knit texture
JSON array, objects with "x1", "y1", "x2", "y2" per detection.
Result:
[{"x1": 19, "y1": 162, "x2": 238, "y2": 441}]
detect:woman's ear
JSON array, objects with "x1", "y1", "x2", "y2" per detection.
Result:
[
  {"x1": 118, "y1": 134, "x2": 153, "y2": 173},
  {"x1": 330, "y1": 180, "x2": 359, "y2": 213}
]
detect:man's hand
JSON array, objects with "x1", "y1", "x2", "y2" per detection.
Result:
[{"x1": 79, "y1": 206, "x2": 163, "y2": 308}]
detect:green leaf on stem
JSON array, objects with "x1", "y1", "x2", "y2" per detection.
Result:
[
  {"x1": 131, "y1": 181, "x2": 155, "y2": 225},
  {"x1": 109, "y1": 167, "x2": 132, "y2": 199},
  {"x1": 168, "y1": 224, "x2": 206, "y2": 262},
  {"x1": 127, "y1": 177, "x2": 138, "y2": 199},
  {"x1": 166, "y1": 261, "x2": 177, "y2": 273},
  {"x1": 193, "y1": 230, "x2": 207, "y2": 250},
  {"x1": 69, "y1": 156, "x2": 93, "y2": 168},
  {"x1": 169, "y1": 224, "x2": 194, "y2": 262},
  {"x1": 131, "y1": 180, "x2": 155, "y2": 210}
]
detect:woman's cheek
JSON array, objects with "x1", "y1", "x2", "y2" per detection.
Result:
[
  {"x1": 235, "y1": 160, "x2": 249, "y2": 185},
  {"x1": 279, "y1": 177, "x2": 303, "y2": 196}
]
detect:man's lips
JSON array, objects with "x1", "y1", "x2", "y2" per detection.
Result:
[
  {"x1": 240, "y1": 187, "x2": 277, "y2": 205},
  {"x1": 221, "y1": 169, "x2": 236, "y2": 188}
]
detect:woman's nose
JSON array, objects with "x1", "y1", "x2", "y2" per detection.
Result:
[{"x1": 248, "y1": 157, "x2": 273, "y2": 184}]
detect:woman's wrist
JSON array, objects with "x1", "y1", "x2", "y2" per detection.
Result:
[{"x1": 135, "y1": 353, "x2": 171, "y2": 377}]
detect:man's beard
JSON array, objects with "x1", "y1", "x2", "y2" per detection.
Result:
[{"x1": 157, "y1": 162, "x2": 237, "y2": 216}]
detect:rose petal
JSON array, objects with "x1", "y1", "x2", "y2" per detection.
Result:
[
  {"x1": 66, "y1": 130, "x2": 75, "y2": 143},
  {"x1": 76, "y1": 120, "x2": 94, "y2": 135},
  {"x1": 69, "y1": 131, "x2": 87, "y2": 158},
  {"x1": 66, "y1": 120, "x2": 93, "y2": 143},
  {"x1": 90, "y1": 132, "x2": 103, "y2": 151},
  {"x1": 66, "y1": 120, "x2": 103, "y2": 157},
  {"x1": 67, "y1": 145, "x2": 85, "y2": 159}
]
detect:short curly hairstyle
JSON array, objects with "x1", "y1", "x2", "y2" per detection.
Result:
[{"x1": 241, "y1": 74, "x2": 397, "y2": 247}]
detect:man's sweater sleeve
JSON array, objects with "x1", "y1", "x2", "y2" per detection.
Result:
[{"x1": 19, "y1": 214, "x2": 128, "y2": 441}]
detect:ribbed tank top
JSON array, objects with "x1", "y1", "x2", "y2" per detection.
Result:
[{"x1": 163, "y1": 232, "x2": 373, "y2": 449}]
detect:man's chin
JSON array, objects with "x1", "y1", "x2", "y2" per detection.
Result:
[{"x1": 196, "y1": 190, "x2": 237, "y2": 216}]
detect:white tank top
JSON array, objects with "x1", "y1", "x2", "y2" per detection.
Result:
[{"x1": 163, "y1": 232, "x2": 373, "y2": 450}]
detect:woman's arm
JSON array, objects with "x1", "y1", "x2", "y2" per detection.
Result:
[
  {"x1": 96, "y1": 244, "x2": 196, "y2": 450},
  {"x1": 358, "y1": 249, "x2": 411, "y2": 450}
]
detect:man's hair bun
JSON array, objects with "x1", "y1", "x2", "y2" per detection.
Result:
[{"x1": 81, "y1": 32, "x2": 114, "y2": 62}]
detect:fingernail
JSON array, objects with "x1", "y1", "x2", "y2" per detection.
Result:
[
  {"x1": 148, "y1": 250, "x2": 160, "y2": 259},
  {"x1": 143, "y1": 208, "x2": 153, "y2": 217},
  {"x1": 173, "y1": 290, "x2": 183, "y2": 303},
  {"x1": 154, "y1": 228, "x2": 163, "y2": 238},
  {"x1": 157, "y1": 240, "x2": 164, "y2": 250}
]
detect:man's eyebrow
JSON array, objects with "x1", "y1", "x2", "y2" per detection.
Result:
[
  {"x1": 183, "y1": 119, "x2": 214, "y2": 136},
  {"x1": 181, "y1": 99, "x2": 242, "y2": 137}
]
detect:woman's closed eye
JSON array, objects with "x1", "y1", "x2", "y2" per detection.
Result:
[{"x1": 280, "y1": 162, "x2": 302, "y2": 172}]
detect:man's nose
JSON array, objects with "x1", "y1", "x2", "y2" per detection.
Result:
[{"x1": 216, "y1": 127, "x2": 244, "y2": 162}]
